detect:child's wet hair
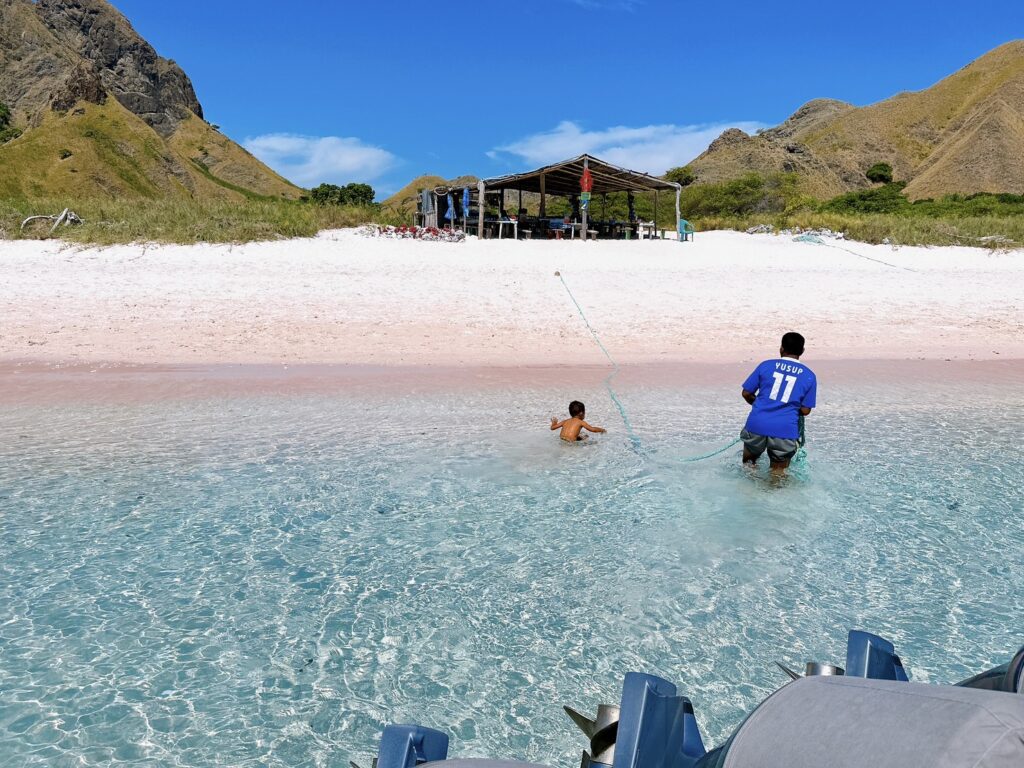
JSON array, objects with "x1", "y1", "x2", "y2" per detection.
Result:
[{"x1": 569, "y1": 400, "x2": 585, "y2": 418}]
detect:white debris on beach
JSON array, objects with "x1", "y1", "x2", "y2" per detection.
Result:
[
  {"x1": 746, "y1": 223, "x2": 846, "y2": 240},
  {"x1": 359, "y1": 224, "x2": 466, "y2": 242}
]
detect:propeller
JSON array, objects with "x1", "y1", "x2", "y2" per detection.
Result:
[
  {"x1": 774, "y1": 661, "x2": 802, "y2": 681},
  {"x1": 564, "y1": 705, "x2": 597, "y2": 738}
]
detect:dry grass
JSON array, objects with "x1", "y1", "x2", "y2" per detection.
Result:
[
  {"x1": 3, "y1": 194, "x2": 1021, "y2": 249},
  {"x1": 0, "y1": 100, "x2": 300, "y2": 203},
  {"x1": 691, "y1": 211, "x2": 1024, "y2": 248},
  {"x1": 0, "y1": 197, "x2": 402, "y2": 245}
]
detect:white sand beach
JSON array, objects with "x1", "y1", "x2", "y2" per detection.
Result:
[{"x1": 0, "y1": 230, "x2": 1022, "y2": 369}]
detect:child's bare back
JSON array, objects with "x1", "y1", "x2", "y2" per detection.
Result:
[{"x1": 550, "y1": 400, "x2": 606, "y2": 443}]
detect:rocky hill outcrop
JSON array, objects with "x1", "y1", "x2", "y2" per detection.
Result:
[
  {"x1": 0, "y1": 0, "x2": 300, "y2": 200},
  {"x1": 34, "y1": 0, "x2": 203, "y2": 136}
]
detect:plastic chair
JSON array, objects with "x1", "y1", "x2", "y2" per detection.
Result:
[{"x1": 678, "y1": 219, "x2": 695, "y2": 242}]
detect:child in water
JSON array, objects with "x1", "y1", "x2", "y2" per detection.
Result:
[{"x1": 550, "y1": 401, "x2": 607, "y2": 442}]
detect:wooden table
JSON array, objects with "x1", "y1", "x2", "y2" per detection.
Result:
[{"x1": 497, "y1": 219, "x2": 519, "y2": 239}]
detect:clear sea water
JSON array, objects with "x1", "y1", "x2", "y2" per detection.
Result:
[{"x1": 1, "y1": 369, "x2": 1022, "y2": 767}]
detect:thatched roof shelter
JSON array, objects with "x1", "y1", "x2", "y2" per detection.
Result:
[
  {"x1": 482, "y1": 154, "x2": 679, "y2": 196},
  {"x1": 476, "y1": 154, "x2": 681, "y2": 239}
]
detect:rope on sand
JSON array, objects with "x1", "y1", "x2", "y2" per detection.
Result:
[{"x1": 793, "y1": 234, "x2": 917, "y2": 273}]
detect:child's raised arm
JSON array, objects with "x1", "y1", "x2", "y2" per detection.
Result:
[
  {"x1": 582, "y1": 421, "x2": 606, "y2": 434},
  {"x1": 550, "y1": 417, "x2": 565, "y2": 431}
]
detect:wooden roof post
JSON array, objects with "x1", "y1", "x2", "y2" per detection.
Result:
[
  {"x1": 477, "y1": 179, "x2": 486, "y2": 239},
  {"x1": 539, "y1": 173, "x2": 546, "y2": 218},
  {"x1": 675, "y1": 185, "x2": 682, "y2": 238},
  {"x1": 581, "y1": 156, "x2": 589, "y2": 241}
]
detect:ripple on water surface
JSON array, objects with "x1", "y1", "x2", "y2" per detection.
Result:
[{"x1": 0, "y1": 378, "x2": 1022, "y2": 766}]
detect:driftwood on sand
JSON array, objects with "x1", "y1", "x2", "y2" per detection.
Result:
[{"x1": 21, "y1": 208, "x2": 84, "y2": 235}]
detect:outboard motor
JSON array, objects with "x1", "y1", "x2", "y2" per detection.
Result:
[
  {"x1": 563, "y1": 673, "x2": 706, "y2": 768},
  {"x1": 956, "y1": 645, "x2": 1024, "y2": 694},
  {"x1": 775, "y1": 629, "x2": 908, "y2": 682},
  {"x1": 367, "y1": 630, "x2": 1024, "y2": 768}
]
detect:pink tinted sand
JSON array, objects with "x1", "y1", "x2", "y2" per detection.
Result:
[
  {"x1": 1, "y1": 359, "x2": 1020, "y2": 405},
  {"x1": 0, "y1": 229, "x2": 1021, "y2": 402}
]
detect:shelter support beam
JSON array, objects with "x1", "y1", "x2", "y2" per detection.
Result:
[
  {"x1": 477, "y1": 180, "x2": 486, "y2": 239},
  {"x1": 539, "y1": 174, "x2": 546, "y2": 218},
  {"x1": 675, "y1": 186, "x2": 681, "y2": 237},
  {"x1": 581, "y1": 157, "x2": 588, "y2": 241}
]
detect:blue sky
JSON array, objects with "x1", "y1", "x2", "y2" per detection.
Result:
[{"x1": 114, "y1": 0, "x2": 1022, "y2": 196}]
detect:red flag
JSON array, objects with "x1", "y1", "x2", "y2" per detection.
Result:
[{"x1": 580, "y1": 168, "x2": 593, "y2": 193}]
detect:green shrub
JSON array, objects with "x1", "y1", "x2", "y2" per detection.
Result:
[
  {"x1": 664, "y1": 165, "x2": 696, "y2": 187},
  {"x1": 866, "y1": 162, "x2": 894, "y2": 184},
  {"x1": 821, "y1": 182, "x2": 910, "y2": 214},
  {"x1": 680, "y1": 173, "x2": 807, "y2": 217},
  {"x1": 0, "y1": 103, "x2": 19, "y2": 144},
  {"x1": 309, "y1": 182, "x2": 376, "y2": 207}
]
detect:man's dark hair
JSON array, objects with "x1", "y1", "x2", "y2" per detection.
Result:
[
  {"x1": 781, "y1": 332, "x2": 805, "y2": 356},
  {"x1": 569, "y1": 400, "x2": 585, "y2": 418}
]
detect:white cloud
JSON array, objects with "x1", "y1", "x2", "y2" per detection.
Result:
[
  {"x1": 243, "y1": 133, "x2": 398, "y2": 188},
  {"x1": 490, "y1": 120, "x2": 768, "y2": 175}
]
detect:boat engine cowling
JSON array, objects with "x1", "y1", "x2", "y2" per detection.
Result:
[{"x1": 369, "y1": 630, "x2": 1024, "y2": 768}]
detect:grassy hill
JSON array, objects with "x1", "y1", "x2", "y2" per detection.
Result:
[
  {"x1": 689, "y1": 41, "x2": 1024, "y2": 200},
  {"x1": 0, "y1": 0, "x2": 301, "y2": 203},
  {"x1": 0, "y1": 99, "x2": 297, "y2": 201}
]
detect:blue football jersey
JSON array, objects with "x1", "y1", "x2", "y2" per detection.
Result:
[{"x1": 742, "y1": 359, "x2": 817, "y2": 439}]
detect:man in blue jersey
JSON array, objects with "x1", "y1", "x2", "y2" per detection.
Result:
[{"x1": 740, "y1": 332, "x2": 817, "y2": 474}]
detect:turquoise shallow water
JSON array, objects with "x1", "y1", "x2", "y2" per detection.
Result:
[{"x1": 1, "y1": 372, "x2": 1022, "y2": 767}]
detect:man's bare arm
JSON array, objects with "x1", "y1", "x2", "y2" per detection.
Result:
[
  {"x1": 799, "y1": 407, "x2": 812, "y2": 416},
  {"x1": 582, "y1": 421, "x2": 606, "y2": 434},
  {"x1": 550, "y1": 417, "x2": 564, "y2": 430},
  {"x1": 742, "y1": 389, "x2": 757, "y2": 405}
]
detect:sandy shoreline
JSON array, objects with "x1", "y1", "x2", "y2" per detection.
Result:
[
  {"x1": 1, "y1": 358, "x2": 1020, "y2": 405},
  {"x1": 1, "y1": 229, "x2": 1022, "y2": 372}
]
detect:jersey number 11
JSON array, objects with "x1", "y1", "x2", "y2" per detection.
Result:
[{"x1": 769, "y1": 372, "x2": 797, "y2": 403}]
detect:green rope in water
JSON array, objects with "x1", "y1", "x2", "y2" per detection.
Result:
[
  {"x1": 557, "y1": 271, "x2": 755, "y2": 462},
  {"x1": 556, "y1": 270, "x2": 810, "y2": 466},
  {"x1": 556, "y1": 271, "x2": 641, "y2": 449},
  {"x1": 791, "y1": 414, "x2": 809, "y2": 470},
  {"x1": 676, "y1": 436, "x2": 743, "y2": 463}
]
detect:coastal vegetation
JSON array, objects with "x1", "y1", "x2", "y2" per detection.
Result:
[
  {"x1": 1, "y1": 197, "x2": 401, "y2": 245},
  {"x1": 5, "y1": 175, "x2": 1022, "y2": 247},
  {"x1": 678, "y1": 175, "x2": 1024, "y2": 247},
  {"x1": 309, "y1": 183, "x2": 376, "y2": 207}
]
